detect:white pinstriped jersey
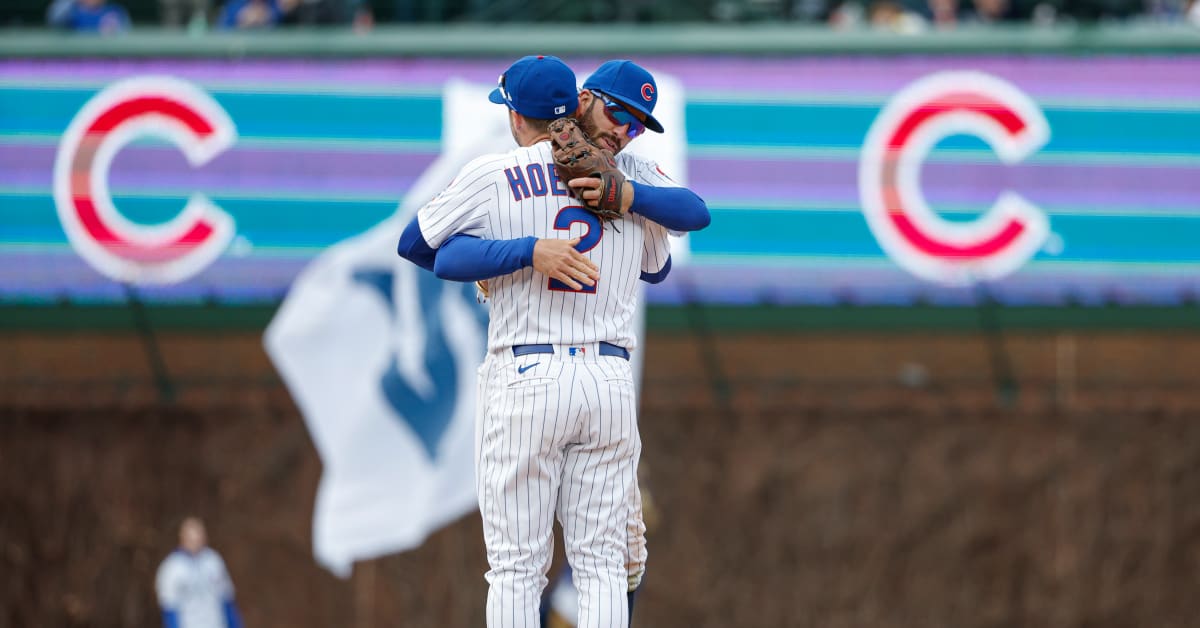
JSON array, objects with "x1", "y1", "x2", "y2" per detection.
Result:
[
  {"x1": 155, "y1": 548, "x2": 234, "y2": 628},
  {"x1": 418, "y1": 141, "x2": 673, "y2": 353}
]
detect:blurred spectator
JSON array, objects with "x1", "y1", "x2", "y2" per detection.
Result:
[
  {"x1": 829, "y1": 0, "x2": 926, "y2": 28},
  {"x1": 47, "y1": 0, "x2": 132, "y2": 34},
  {"x1": 828, "y1": 0, "x2": 866, "y2": 27},
  {"x1": 159, "y1": 0, "x2": 210, "y2": 28},
  {"x1": 927, "y1": 0, "x2": 962, "y2": 26},
  {"x1": 155, "y1": 517, "x2": 244, "y2": 628},
  {"x1": 964, "y1": 0, "x2": 1020, "y2": 21},
  {"x1": 216, "y1": 0, "x2": 296, "y2": 28},
  {"x1": 351, "y1": 1, "x2": 375, "y2": 30},
  {"x1": 868, "y1": 0, "x2": 928, "y2": 29}
]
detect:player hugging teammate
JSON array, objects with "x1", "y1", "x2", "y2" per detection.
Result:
[{"x1": 397, "y1": 55, "x2": 709, "y2": 628}]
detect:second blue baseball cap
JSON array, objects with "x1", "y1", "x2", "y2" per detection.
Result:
[
  {"x1": 582, "y1": 60, "x2": 664, "y2": 133},
  {"x1": 488, "y1": 55, "x2": 579, "y2": 120}
]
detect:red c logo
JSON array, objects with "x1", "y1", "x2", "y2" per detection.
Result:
[
  {"x1": 858, "y1": 72, "x2": 1050, "y2": 285},
  {"x1": 53, "y1": 76, "x2": 237, "y2": 284},
  {"x1": 640, "y1": 83, "x2": 654, "y2": 102}
]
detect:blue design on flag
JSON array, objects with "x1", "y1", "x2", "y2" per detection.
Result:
[{"x1": 352, "y1": 268, "x2": 461, "y2": 460}]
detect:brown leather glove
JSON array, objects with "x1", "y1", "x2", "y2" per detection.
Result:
[{"x1": 549, "y1": 118, "x2": 626, "y2": 222}]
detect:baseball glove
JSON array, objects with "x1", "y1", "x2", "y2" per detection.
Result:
[{"x1": 548, "y1": 118, "x2": 626, "y2": 223}]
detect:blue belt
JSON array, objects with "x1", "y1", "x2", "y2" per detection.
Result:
[{"x1": 512, "y1": 342, "x2": 630, "y2": 361}]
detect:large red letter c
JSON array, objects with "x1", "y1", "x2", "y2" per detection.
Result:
[
  {"x1": 859, "y1": 71, "x2": 1050, "y2": 285},
  {"x1": 53, "y1": 76, "x2": 237, "y2": 284}
]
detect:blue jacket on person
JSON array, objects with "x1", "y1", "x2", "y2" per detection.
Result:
[
  {"x1": 216, "y1": 0, "x2": 284, "y2": 29},
  {"x1": 48, "y1": 1, "x2": 131, "y2": 33}
]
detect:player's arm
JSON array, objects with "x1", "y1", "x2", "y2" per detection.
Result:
[
  {"x1": 567, "y1": 177, "x2": 709, "y2": 232},
  {"x1": 567, "y1": 156, "x2": 710, "y2": 232},
  {"x1": 396, "y1": 215, "x2": 437, "y2": 272},
  {"x1": 222, "y1": 598, "x2": 243, "y2": 628},
  {"x1": 435, "y1": 234, "x2": 599, "y2": 291},
  {"x1": 625, "y1": 157, "x2": 710, "y2": 232},
  {"x1": 402, "y1": 223, "x2": 600, "y2": 291},
  {"x1": 397, "y1": 218, "x2": 518, "y2": 280},
  {"x1": 626, "y1": 181, "x2": 710, "y2": 232},
  {"x1": 431, "y1": 233, "x2": 534, "y2": 281},
  {"x1": 155, "y1": 558, "x2": 182, "y2": 628},
  {"x1": 397, "y1": 153, "x2": 501, "y2": 270},
  {"x1": 214, "y1": 555, "x2": 243, "y2": 628}
]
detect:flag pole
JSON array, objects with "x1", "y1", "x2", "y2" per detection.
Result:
[{"x1": 123, "y1": 282, "x2": 175, "y2": 403}]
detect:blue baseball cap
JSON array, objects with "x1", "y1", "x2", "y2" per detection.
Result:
[
  {"x1": 582, "y1": 60, "x2": 664, "y2": 133},
  {"x1": 488, "y1": 55, "x2": 579, "y2": 120}
]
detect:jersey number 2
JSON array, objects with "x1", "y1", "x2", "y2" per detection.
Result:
[{"x1": 548, "y1": 205, "x2": 601, "y2": 294}]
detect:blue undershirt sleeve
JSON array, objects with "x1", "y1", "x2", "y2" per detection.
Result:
[
  {"x1": 161, "y1": 609, "x2": 181, "y2": 628},
  {"x1": 396, "y1": 216, "x2": 437, "y2": 272},
  {"x1": 639, "y1": 254, "x2": 672, "y2": 284},
  {"x1": 434, "y1": 234, "x2": 538, "y2": 282},
  {"x1": 627, "y1": 182, "x2": 711, "y2": 232},
  {"x1": 223, "y1": 599, "x2": 243, "y2": 628}
]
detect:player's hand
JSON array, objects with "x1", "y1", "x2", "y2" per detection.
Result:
[
  {"x1": 568, "y1": 178, "x2": 634, "y2": 214},
  {"x1": 533, "y1": 237, "x2": 599, "y2": 291}
]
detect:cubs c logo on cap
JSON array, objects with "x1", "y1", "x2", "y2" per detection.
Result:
[{"x1": 641, "y1": 83, "x2": 654, "y2": 101}]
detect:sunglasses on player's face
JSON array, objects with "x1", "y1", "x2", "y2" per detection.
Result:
[{"x1": 590, "y1": 90, "x2": 647, "y2": 139}]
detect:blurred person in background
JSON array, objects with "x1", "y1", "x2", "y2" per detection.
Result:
[
  {"x1": 827, "y1": 0, "x2": 867, "y2": 27},
  {"x1": 350, "y1": 0, "x2": 375, "y2": 30},
  {"x1": 47, "y1": 0, "x2": 131, "y2": 34},
  {"x1": 867, "y1": 0, "x2": 928, "y2": 30},
  {"x1": 1141, "y1": 0, "x2": 1189, "y2": 20},
  {"x1": 216, "y1": 0, "x2": 295, "y2": 28},
  {"x1": 926, "y1": 0, "x2": 963, "y2": 27},
  {"x1": 155, "y1": 517, "x2": 244, "y2": 628},
  {"x1": 963, "y1": 0, "x2": 1020, "y2": 21},
  {"x1": 159, "y1": 0, "x2": 210, "y2": 27}
]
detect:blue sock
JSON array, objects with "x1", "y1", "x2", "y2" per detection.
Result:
[{"x1": 628, "y1": 588, "x2": 639, "y2": 626}]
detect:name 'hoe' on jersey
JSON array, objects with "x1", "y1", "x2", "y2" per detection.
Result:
[{"x1": 504, "y1": 162, "x2": 570, "y2": 201}]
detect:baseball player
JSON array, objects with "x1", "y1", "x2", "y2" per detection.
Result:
[
  {"x1": 397, "y1": 56, "x2": 708, "y2": 628},
  {"x1": 155, "y1": 517, "x2": 243, "y2": 628}
]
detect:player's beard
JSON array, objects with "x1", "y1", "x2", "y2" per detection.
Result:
[
  {"x1": 577, "y1": 101, "x2": 601, "y2": 138},
  {"x1": 578, "y1": 100, "x2": 623, "y2": 155}
]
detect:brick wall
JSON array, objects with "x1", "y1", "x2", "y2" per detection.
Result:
[{"x1": 2, "y1": 331, "x2": 1198, "y2": 627}]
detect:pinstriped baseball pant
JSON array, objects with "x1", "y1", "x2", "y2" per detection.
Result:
[{"x1": 476, "y1": 344, "x2": 640, "y2": 628}]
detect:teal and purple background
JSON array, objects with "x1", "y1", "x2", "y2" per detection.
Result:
[{"x1": 2, "y1": 56, "x2": 1198, "y2": 306}]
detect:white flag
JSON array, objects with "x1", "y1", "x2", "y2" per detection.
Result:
[{"x1": 264, "y1": 74, "x2": 687, "y2": 577}]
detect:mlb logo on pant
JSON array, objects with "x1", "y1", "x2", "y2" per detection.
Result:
[{"x1": 568, "y1": 347, "x2": 586, "y2": 357}]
